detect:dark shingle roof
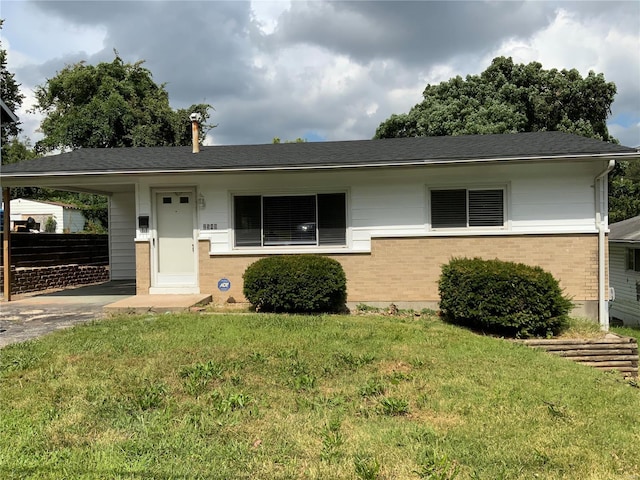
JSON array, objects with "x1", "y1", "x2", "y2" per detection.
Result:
[
  {"x1": 610, "y1": 215, "x2": 640, "y2": 243},
  {"x1": 2, "y1": 131, "x2": 637, "y2": 177}
]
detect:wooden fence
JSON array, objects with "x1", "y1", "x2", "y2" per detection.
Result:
[
  {"x1": 520, "y1": 335, "x2": 638, "y2": 377},
  {"x1": 0, "y1": 233, "x2": 109, "y2": 267}
]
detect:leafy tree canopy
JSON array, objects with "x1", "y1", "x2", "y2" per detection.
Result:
[
  {"x1": 1, "y1": 19, "x2": 25, "y2": 158},
  {"x1": 33, "y1": 53, "x2": 213, "y2": 152},
  {"x1": 375, "y1": 56, "x2": 640, "y2": 220},
  {"x1": 2, "y1": 137, "x2": 38, "y2": 165},
  {"x1": 375, "y1": 56, "x2": 616, "y2": 142},
  {"x1": 272, "y1": 137, "x2": 307, "y2": 143},
  {"x1": 610, "y1": 160, "x2": 640, "y2": 223}
]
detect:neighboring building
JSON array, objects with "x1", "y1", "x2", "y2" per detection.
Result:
[
  {"x1": 1, "y1": 97, "x2": 19, "y2": 233},
  {"x1": 0, "y1": 198, "x2": 86, "y2": 233},
  {"x1": 609, "y1": 215, "x2": 640, "y2": 325},
  {"x1": 0, "y1": 98, "x2": 19, "y2": 125},
  {"x1": 1, "y1": 132, "x2": 638, "y2": 327}
]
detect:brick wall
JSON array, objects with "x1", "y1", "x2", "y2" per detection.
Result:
[
  {"x1": 0, "y1": 265, "x2": 110, "y2": 295},
  {"x1": 196, "y1": 234, "x2": 602, "y2": 315},
  {"x1": 135, "y1": 241, "x2": 151, "y2": 294}
]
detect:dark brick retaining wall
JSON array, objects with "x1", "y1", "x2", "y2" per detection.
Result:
[{"x1": 0, "y1": 265, "x2": 110, "y2": 295}]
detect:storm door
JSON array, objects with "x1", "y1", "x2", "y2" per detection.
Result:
[{"x1": 151, "y1": 189, "x2": 198, "y2": 292}]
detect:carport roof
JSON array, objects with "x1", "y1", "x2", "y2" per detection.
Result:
[
  {"x1": 609, "y1": 215, "x2": 640, "y2": 243},
  {"x1": 2, "y1": 131, "x2": 638, "y2": 177}
]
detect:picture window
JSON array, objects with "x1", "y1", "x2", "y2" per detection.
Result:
[{"x1": 234, "y1": 193, "x2": 346, "y2": 247}]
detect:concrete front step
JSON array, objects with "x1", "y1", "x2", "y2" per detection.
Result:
[{"x1": 104, "y1": 294, "x2": 212, "y2": 314}]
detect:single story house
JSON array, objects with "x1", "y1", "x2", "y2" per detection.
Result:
[
  {"x1": 609, "y1": 215, "x2": 640, "y2": 325},
  {"x1": 1, "y1": 198, "x2": 86, "y2": 233},
  {"x1": 1, "y1": 131, "x2": 638, "y2": 328}
]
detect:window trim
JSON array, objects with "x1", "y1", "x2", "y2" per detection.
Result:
[
  {"x1": 428, "y1": 185, "x2": 508, "y2": 231},
  {"x1": 231, "y1": 190, "x2": 349, "y2": 249},
  {"x1": 627, "y1": 247, "x2": 640, "y2": 273}
]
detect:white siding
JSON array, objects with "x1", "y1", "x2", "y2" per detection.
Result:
[
  {"x1": 132, "y1": 159, "x2": 604, "y2": 256},
  {"x1": 109, "y1": 191, "x2": 136, "y2": 280},
  {"x1": 510, "y1": 165, "x2": 597, "y2": 232},
  {"x1": 6, "y1": 198, "x2": 89, "y2": 233},
  {"x1": 609, "y1": 244, "x2": 640, "y2": 325},
  {"x1": 63, "y1": 209, "x2": 86, "y2": 232}
]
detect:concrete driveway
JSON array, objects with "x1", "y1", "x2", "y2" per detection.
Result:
[{"x1": 0, "y1": 280, "x2": 136, "y2": 348}]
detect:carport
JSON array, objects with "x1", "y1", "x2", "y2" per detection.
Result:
[{"x1": 0, "y1": 279, "x2": 211, "y2": 348}]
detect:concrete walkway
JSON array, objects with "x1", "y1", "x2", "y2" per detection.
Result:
[
  {"x1": 104, "y1": 294, "x2": 212, "y2": 314},
  {"x1": 0, "y1": 281, "x2": 211, "y2": 348}
]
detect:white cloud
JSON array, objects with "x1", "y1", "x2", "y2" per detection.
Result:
[
  {"x1": 2, "y1": 1, "x2": 638, "y2": 148},
  {"x1": 609, "y1": 123, "x2": 640, "y2": 148},
  {"x1": 251, "y1": 0, "x2": 291, "y2": 35},
  {"x1": 482, "y1": 6, "x2": 640, "y2": 146},
  {"x1": 2, "y1": 1, "x2": 105, "y2": 67}
]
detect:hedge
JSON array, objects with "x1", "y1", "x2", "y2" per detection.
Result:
[
  {"x1": 243, "y1": 255, "x2": 347, "y2": 313},
  {"x1": 438, "y1": 257, "x2": 572, "y2": 338}
]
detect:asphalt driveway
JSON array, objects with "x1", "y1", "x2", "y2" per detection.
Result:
[{"x1": 0, "y1": 280, "x2": 135, "y2": 348}]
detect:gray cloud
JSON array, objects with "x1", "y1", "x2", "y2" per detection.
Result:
[
  {"x1": 268, "y1": 1, "x2": 552, "y2": 65},
  {"x1": 33, "y1": 1, "x2": 261, "y2": 103},
  {"x1": 8, "y1": 0, "x2": 640, "y2": 147}
]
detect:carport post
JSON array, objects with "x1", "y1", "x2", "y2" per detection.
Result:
[{"x1": 3, "y1": 187, "x2": 11, "y2": 301}]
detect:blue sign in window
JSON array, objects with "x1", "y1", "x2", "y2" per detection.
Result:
[{"x1": 217, "y1": 278, "x2": 231, "y2": 292}]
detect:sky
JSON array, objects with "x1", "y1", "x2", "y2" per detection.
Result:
[{"x1": 1, "y1": 0, "x2": 639, "y2": 148}]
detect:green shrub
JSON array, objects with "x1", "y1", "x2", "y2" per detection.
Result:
[
  {"x1": 243, "y1": 255, "x2": 347, "y2": 313},
  {"x1": 44, "y1": 216, "x2": 57, "y2": 233},
  {"x1": 438, "y1": 257, "x2": 572, "y2": 338}
]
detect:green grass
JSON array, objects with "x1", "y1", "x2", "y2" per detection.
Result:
[
  {"x1": 613, "y1": 325, "x2": 640, "y2": 343},
  {"x1": 1, "y1": 313, "x2": 639, "y2": 479}
]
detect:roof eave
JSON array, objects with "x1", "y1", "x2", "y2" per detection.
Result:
[
  {"x1": 609, "y1": 239, "x2": 640, "y2": 244},
  {"x1": 2, "y1": 151, "x2": 637, "y2": 180}
]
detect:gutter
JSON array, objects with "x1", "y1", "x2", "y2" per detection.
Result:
[{"x1": 595, "y1": 159, "x2": 616, "y2": 331}]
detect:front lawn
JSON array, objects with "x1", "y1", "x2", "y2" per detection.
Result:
[{"x1": 1, "y1": 313, "x2": 638, "y2": 479}]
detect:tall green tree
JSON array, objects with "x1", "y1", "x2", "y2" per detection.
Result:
[
  {"x1": 1, "y1": 19, "x2": 25, "y2": 161},
  {"x1": 375, "y1": 56, "x2": 616, "y2": 142},
  {"x1": 609, "y1": 161, "x2": 640, "y2": 223},
  {"x1": 272, "y1": 137, "x2": 306, "y2": 143},
  {"x1": 2, "y1": 137, "x2": 38, "y2": 165},
  {"x1": 375, "y1": 56, "x2": 640, "y2": 220},
  {"x1": 33, "y1": 54, "x2": 213, "y2": 152}
]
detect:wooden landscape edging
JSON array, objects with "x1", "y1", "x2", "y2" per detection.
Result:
[{"x1": 518, "y1": 334, "x2": 638, "y2": 377}]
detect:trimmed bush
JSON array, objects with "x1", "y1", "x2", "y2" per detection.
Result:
[
  {"x1": 438, "y1": 257, "x2": 572, "y2": 338},
  {"x1": 243, "y1": 255, "x2": 347, "y2": 313}
]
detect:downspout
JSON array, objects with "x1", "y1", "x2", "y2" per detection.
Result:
[{"x1": 595, "y1": 159, "x2": 615, "y2": 331}]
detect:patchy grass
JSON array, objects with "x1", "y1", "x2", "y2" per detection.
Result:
[
  {"x1": 560, "y1": 316, "x2": 606, "y2": 338},
  {"x1": 613, "y1": 325, "x2": 640, "y2": 342},
  {"x1": 1, "y1": 313, "x2": 639, "y2": 479}
]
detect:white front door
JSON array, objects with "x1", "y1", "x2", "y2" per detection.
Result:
[{"x1": 151, "y1": 189, "x2": 198, "y2": 293}]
